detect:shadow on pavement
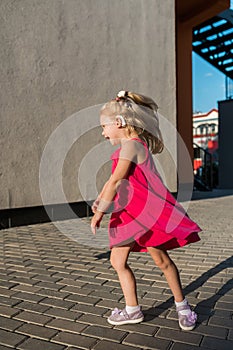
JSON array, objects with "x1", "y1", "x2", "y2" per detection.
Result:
[
  {"x1": 192, "y1": 189, "x2": 233, "y2": 201},
  {"x1": 95, "y1": 251, "x2": 111, "y2": 259},
  {"x1": 144, "y1": 256, "x2": 233, "y2": 323}
]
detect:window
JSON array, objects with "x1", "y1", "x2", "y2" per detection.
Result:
[
  {"x1": 210, "y1": 123, "x2": 216, "y2": 132},
  {"x1": 199, "y1": 125, "x2": 205, "y2": 134}
]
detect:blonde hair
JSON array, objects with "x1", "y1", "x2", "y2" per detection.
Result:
[{"x1": 101, "y1": 91, "x2": 164, "y2": 154}]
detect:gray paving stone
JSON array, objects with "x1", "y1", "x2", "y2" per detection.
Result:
[
  {"x1": 59, "y1": 284, "x2": 87, "y2": 293},
  {"x1": 36, "y1": 288, "x2": 71, "y2": 299},
  {"x1": 82, "y1": 325, "x2": 128, "y2": 342},
  {"x1": 93, "y1": 339, "x2": 137, "y2": 350},
  {"x1": 143, "y1": 307, "x2": 170, "y2": 318},
  {"x1": 213, "y1": 308, "x2": 232, "y2": 318},
  {"x1": 82, "y1": 283, "x2": 114, "y2": 292},
  {"x1": 215, "y1": 301, "x2": 233, "y2": 310},
  {"x1": 102, "y1": 280, "x2": 120, "y2": 288},
  {"x1": 11, "y1": 291, "x2": 45, "y2": 303},
  {"x1": 144, "y1": 315, "x2": 180, "y2": 330},
  {"x1": 17, "y1": 337, "x2": 65, "y2": 350},
  {"x1": 61, "y1": 288, "x2": 93, "y2": 298},
  {"x1": 77, "y1": 314, "x2": 111, "y2": 327},
  {"x1": 76, "y1": 275, "x2": 105, "y2": 284},
  {"x1": 39, "y1": 297, "x2": 75, "y2": 309},
  {"x1": 15, "y1": 300, "x2": 50, "y2": 313},
  {"x1": 49, "y1": 268, "x2": 77, "y2": 274},
  {"x1": 201, "y1": 335, "x2": 233, "y2": 350},
  {"x1": 170, "y1": 343, "x2": 211, "y2": 350},
  {"x1": 89, "y1": 290, "x2": 122, "y2": 302},
  {"x1": 96, "y1": 299, "x2": 123, "y2": 309},
  {"x1": 16, "y1": 323, "x2": 58, "y2": 340},
  {"x1": 0, "y1": 278, "x2": 11, "y2": 286},
  {"x1": 51, "y1": 331, "x2": 97, "y2": 348},
  {"x1": 49, "y1": 272, "x2": 73, "y2": 279},
  {"x1": 7, "y1": 271, "x2": 36, "y2": 279},
  {"x1": 123, "y1": 333, "x2": 171, "y2": 349},
  {"x1": 144, "y1": 292, "x2": 167, "y2": 301},
  {"x1": 70, "y1": 303, "x2": 108, "y2": 316},
  {"x1": 46, "y1": 318, "x2": 87, "y2": 333},
  {"x1": 65, "y1": 294, "x2": 101, "y2": 306},
  {"x1": 8, "y1": 277, "x2": 39, "y2": 285},
  {"x1": 11, "y1": 284, "x2": 42, "y2": 294},
  {"x1": 0, "y1": 315, "x2": 23, "y2": 331},
  {"x1": 156, "y1": 328, "x2": 202, "y2": 345},
  {"x1": 44, "y1": 307, "x2": 83, "y2": 321},
  {"x1": 56, "y1": 279, "x2": 87, "y2": 288},
  {"x1": 27, "y1": 268, "x2": 56, "y2": 275},
  {"x1": 0, "y1": 287, "x2": 18, "y2": 297},
  {"x1": 0, "y1": 296, "x2": 21, "y2": 307},
  {"x1": 32, "y1": 274, "x2": 62, "y2": 283},
  {"x1": 14, "y1": 310, "x2": 53, "y2": 325},
  {"x1": 139, "y1": 299, "x2": 157, "y2": 308},
  {"x1": 194, "y1": 324, "x2": 228, "y2": 339},
  {"x1": 116, "y1": 323, "x2": 159, "y2": 336},
  {"x1": 0, "y1": 329, "x2": 27, "y2": 348},
  {"x1": 35, "y1": 281, "x2": 63, "y2": 290},
  {"x1": 90, "y1": 266, "x2": 112, "y2": 273},
  {"x1": 208, "y1": 315, "x2": 233, "y2": 328},
  {"x1": 0, "y1": 305, "x2": 20, "y2": 317}
]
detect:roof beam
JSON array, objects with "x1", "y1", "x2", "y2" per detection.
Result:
[{"x1": 177, "y1": 0, "x2": 229, "y2": 27}]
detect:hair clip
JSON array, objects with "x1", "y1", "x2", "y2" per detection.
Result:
[{"x1": 117, "y1": 90, "x2": 128, "y2": 98}]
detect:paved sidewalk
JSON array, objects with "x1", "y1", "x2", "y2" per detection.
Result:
[{"x1": 0, "y1": 191, "x2": 233, "y2": 350}]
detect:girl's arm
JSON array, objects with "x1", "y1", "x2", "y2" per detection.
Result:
[
  {"x1": 91, "y1": 177, "x2": 112, "y2": 213},
  {"x1": 91, "y1": 140, "x2": 140, "y2": 234}
]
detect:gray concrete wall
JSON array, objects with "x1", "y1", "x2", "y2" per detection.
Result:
[
  {"x1": 218, "y1": 99, "x2": 233, "y2": 189},
  {"x1": 0, "y1": 0, "x2": 176, "y2": 210}
]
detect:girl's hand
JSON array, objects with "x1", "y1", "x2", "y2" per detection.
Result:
[
  {"x1": 91, "y1": 197, "x2": 100, "y2": 214},
  {"x1": 91, "y1": 211, "x2": 104, "y2": 235}
]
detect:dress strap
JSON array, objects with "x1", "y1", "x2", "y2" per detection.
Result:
[
  {"x1": 131, "y1": 137, "x2": 143, "y2": 142},
  {"x1": 130, "y1": 138, "x2": 149, "y2": 165},
  {"x1": 130, "y1": 137, "x2": 147, "y2": 147}
]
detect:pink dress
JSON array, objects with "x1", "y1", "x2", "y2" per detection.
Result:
[{"x1": 109, "y1": 138, "x2": 201, "y2": 252}]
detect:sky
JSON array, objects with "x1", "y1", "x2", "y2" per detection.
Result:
[
  {"x1": 192, "y1": 53, "x2": 225, "y2": 113},
  {"x1": 192, "y1": 1, "x2": 233, "y2": 113}
]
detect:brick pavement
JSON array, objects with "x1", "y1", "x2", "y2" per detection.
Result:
[{"x1": 0, "y1": 191, "x2": 233, "y2": 350}]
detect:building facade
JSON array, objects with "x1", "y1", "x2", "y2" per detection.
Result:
[
  {"x1": 193, "y1": 109, "x2": 219, "y2": 152},
  {"x1": 193, "y1": 109, "x2": 219, "y2": 188}
]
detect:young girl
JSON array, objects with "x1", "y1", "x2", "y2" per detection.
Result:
[{"x1": 91, "y1": 91, "x2": 201, "y2": 330}]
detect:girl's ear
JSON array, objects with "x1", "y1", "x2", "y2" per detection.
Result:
[{"x1": 116, "y1": 115, "x2": 126, "y2": 127}]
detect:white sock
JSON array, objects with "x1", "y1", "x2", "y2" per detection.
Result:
[
  {"x1": 125, "y1": 305, "x2": 140, "y2": 314},
  {"x1": 175, "y1": 298, "x2": 190, "y2": 315}
]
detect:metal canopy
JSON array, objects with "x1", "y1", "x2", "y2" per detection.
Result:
[{"x1": 193, "y1": 9, "x2": 233, "y2": 79}]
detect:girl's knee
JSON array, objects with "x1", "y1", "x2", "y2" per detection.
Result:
[
  {"x1": 148, "y1": 247, "x2": 173, "y2": 271},
  {"x1": 157, "y1": 258, "x2": 173, "y2": 271},
  {"x1": 110, "y1": 255, "x2": 126, "y2": 272},
  {"x1": 110, "y1": 248, "x2": 130, "y2": 272}
]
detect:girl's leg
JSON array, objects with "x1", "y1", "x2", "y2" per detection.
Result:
[
  {"x1": 147, "y1": 247, "x2": 197, "y2": 331},
  {"x1": 110, "y1": 244, "x2": 138, "y2": 306},
  {"x1": 147, "y1": 246, "x2": 184, "y2": 302},
  {"x1": 108, "y1": 245, "x2": 144, "y2": 325}
]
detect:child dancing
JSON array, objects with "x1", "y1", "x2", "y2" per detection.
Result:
[{"x1": 91, "y1": 91, "x2": 201, "y2": 330}]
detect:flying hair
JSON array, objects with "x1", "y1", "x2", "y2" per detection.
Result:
[{"x1": 100, "y1": 91, "x2": 164, "y2": 154}]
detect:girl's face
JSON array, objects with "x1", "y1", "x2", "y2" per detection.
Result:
[{"x1": 100, "y1": 114, "x2": 122, "y2": 146}]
